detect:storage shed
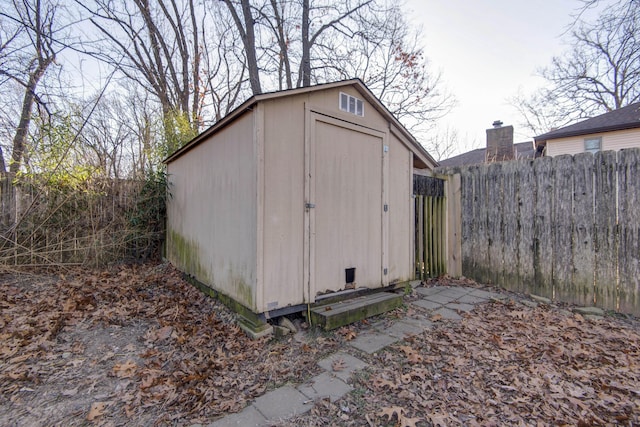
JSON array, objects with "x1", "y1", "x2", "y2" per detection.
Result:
[{"x1": 165, "y1": 79, "x2": 437, "y2": 332}]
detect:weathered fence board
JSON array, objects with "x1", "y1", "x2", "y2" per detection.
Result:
[
  {"x1": 617, "y1": 149, "x2": 640, "y2": 313},
  {"x1": 441, "y1": 148, "x2": 640, "y2": 315},
  {"x1": 570, "y1": 153, "x2": 595, "y2": 306},
  {"x1": 473, "y1": 166, "x2": 490, "y2": 283},
  {"x1": 552, "y1": 155, "x2": 574, "y2": 303},
  {"x1": 516, "y1": 159, "x2": 535, "y2": 293},
  {"x1": 594, "y1": 151, "x2": 618, "y2": 309},
  {"x1": 486, "y1": 163, "x2": 503, "y2": 285},
  {"x1": 461, "y1": 172, "x2": 473, "y2": 275},
  {"x1": 533, "y1": 157, "x2": 554, "y2": 299},
  {"x1": 502, "y1": 161, "x2": 518, "y2": 288}
]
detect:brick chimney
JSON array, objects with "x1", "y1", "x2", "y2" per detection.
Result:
[{"x1": 486, "y1": 121, "x2": 514, "y2": 162}]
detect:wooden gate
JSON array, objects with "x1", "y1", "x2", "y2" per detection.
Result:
[{"x1": 414, "y1": 175, "x2": 446, "y2": 279}]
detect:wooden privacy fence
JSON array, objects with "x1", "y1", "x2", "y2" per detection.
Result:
[
  {"x1": 0, "y1": 176, "x2": 165, "y2": 267},
  {"x1": 445, "y1": 148, "x2": 640, "y2": 315},
  {"x1": 414, "y1": 175, "x2": 446, "y2": 279}
]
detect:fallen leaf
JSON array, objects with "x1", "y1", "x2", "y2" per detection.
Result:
[
  {"x1": 113, "y1": 360, "x2": 137, "y2": 378},
  {"x1": 431, "y1": 313, "x2": 443, "y2": 322},
  {"x1": 378, "y1": 405, "x2": 404, "y2": 422},
  {"x1": 87, "y1": 401, "x2": 106, "y2": 421},
  {"x1": 332, "y1": 358, "x2": 346, "y2": 372}
]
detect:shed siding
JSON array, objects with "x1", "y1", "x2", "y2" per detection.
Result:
[
  {"x1": 166, "y1": 112, "x2": 258, "y2": 309},
  {"x1": 546, "y1": 128, "x2": 640, "y2": 156},
  {"x1": 167, "y1": 81, "x2": 432, "y2": 315},
  {"x1": 261, "y1": 96, "x2": 306, "y2": 311},
  {"x1": 388, "y1": 133, "x2": 413, "y2": 283}
]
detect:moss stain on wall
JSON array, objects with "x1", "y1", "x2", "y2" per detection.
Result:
[
  {"x1": 167, "y1": 228, "x2": 211, "y2": 284},
  {"x1": 168, "y1": 228, "x2": 256, "y2": 310}
]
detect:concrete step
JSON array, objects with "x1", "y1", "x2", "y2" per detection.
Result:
[{"x1": 309, "y1": 292, "x2": 403, "y2": 330}]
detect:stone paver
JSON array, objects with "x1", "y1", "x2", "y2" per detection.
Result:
[
  {"x1": 415, "y1": 287, "x2": 444, "y2": 297},
  {"x1": 411, "y1": 299, "x2": 443, "y2": 310},
  {"x1": 433, "y1": 307, "x2": 462, "y2": 321},
  {"x1": 209, "y1": 284, "x2": 504, "y2": 426},
  {"x1": 439, "y1": 287, "x2": 473, "y2": 298},
  {"x1": 530, "y1": 295, "x2": 552, "y2": 304},
  {"x1": 521, "y1": 300, "x2": 538, "y2": 308},
  {"x1": 446, "y1": 302, "x2": 475, "y2": 313},
  {"x1": 252, "y1": 386, "x2": 313, "y2": 420},
  {"x1": 573, "y1": 306, "x2": 605, "y2": 316},
  {"x1": 379, "y1": 319, "x2": 425, "y2": 339},
  {"x1": 317, "y1": 352, "x2": 368, "y2": 382},
  {"x1": 297, "y1": 372, "x2": 352, "y2": 402},
  {"x1": 349, "y1": 331, "x2": 397, "y2": 354},
  {"x1": 457, "y1": 294, "x2": 489, "y2": 304},
  {"x1": 423, "y1": 292, "x2": 458, "y2": 305},
  {"x1": 469, "y1": 289, "x2": 500, "y2": 300},
  {"x1": 207, "y1": 405, "x2": 266, "y2": 427},
  {"x1": 401, "y1": 317, "x2": 434, "y2": 330}
]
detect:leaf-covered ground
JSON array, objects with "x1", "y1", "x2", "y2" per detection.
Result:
[
  {"x1": 0, "y1": 263, "x2": 338, "y2": 426},
  {"x1": 282, "y1": 286, "x2": 640, "y2": 426},
  {"x1": 1, "y1": 264, "x2": 639, "y2": 426}
]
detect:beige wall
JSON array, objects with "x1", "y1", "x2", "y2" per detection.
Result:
[
  {"x1": 261, "y1": 87, "x2": 422, "y2": 308},
  {"x1": 387, "y1": 132, "x2": 414, "y2": 283},
  {"x1": 167, "y1": 83, "x2": 432, "y2": 314},
  {"x1": 166, "y1": 111, "x2": 258, "y2": 310},
  {"x1": 261, "y1": 96, "x2": 306, "y2": 311},
  {"x1": 546, "y1": 128, "x2": 640, "y2": 156}
]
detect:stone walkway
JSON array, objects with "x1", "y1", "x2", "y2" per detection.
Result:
[{"x1": 205, "y1": 285, "x2": 503, "y2": 427}]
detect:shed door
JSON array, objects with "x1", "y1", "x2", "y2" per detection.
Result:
[{"x1": 305, "y1": 112, "x2": 388, "y2": 300}]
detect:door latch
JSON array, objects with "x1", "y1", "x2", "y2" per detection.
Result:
[{"x1": 305, "y1": 203, "x2": 316, "y2": 209}]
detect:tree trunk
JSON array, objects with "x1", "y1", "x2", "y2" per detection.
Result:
[
  {"x1": 224, "y1": 0, "x2": 262, "y2": 95},
  {"x1": 299, "y1": 0, "x2": 311, "y2": 87}
]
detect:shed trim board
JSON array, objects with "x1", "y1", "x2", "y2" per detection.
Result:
[{"x1": 255, "y1": 102, "x2": 265, "y2": 313}]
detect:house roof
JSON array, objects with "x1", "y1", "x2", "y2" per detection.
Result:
[
  {"x1": 437, "y1": 141, "x2": 536, "y2": 167},
  {"x1": 534, "y1": 102, "x2": 640, "y2": 142},
  {"x1": 164, "y1": 79, "x2": 437, "y2": 169}
]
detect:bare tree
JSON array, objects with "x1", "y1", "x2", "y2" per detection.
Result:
[
  {"x1": 513, "y1": 0, "x2": 640, "y2": 134},
  {"x1": 331, "y1": 6, "x2": 454, "y2": 133},
  {"x1": 222, "y1": 0, "x2": 262, "y2": 94},
  {"x1": 0, "y1": 0, "x2": 60, "y2": 177},
  {"x1": 79, "y1": 0, "x2": 205, "y2": 152},
  {"x1": 221, "y1": 0, "x2": 452, "y2": 135}
]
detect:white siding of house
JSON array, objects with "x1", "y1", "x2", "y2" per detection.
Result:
[{"x1": 546, "y1": 128, "x2": 640, "y2": 156}]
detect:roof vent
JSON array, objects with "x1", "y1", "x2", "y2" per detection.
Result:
[{"x1": 492, "y1": 120, "x2": 503, "y2": 128}]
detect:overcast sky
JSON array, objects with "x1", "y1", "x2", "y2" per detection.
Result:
[{"x1": 405, "y1": 0, "x2": 603, "y2": 155}]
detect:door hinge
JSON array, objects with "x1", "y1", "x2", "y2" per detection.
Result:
[
  {"x1": 383, "y1": 268, "x2": 388, "y2": 275},
  {"x1": 383, "y1": 204, "x2": 388, "y2": 212}
]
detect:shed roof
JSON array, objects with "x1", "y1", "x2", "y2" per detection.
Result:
[
  {"x1": 534, "y1": 102, "x2": 640, "y2": 142},
  {"x1": 164, "y1": 79, "x2": 437, "y2": 169}
]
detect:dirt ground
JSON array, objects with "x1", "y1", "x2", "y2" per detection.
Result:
[
  {"x1": 0, "y1": 263, "x2": 339, "y2": 426},
  {"x1": 1, "y1": 263, "x2": 639, "y2": 426}
]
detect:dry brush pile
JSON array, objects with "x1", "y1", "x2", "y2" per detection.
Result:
[{"x1": 0, "y1": 173, "x2": 166, "y2": 268}]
